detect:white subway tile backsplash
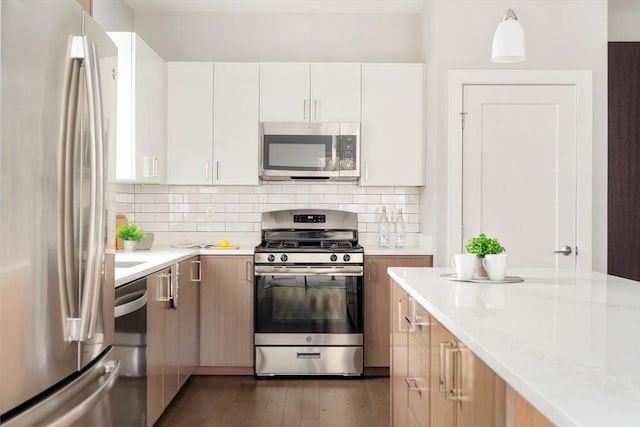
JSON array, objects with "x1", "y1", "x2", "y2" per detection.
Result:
[
  {"x1": 116, "y1": 181, "x2": 421, "y2": 239},
  {"x1": 295, "y1": 194, "x2": 325, "y2": 204},
  {"x1": 225, "y1": 203, "x2": 254, "y2": 213},
  {"x1": 326, "y1": 194, "x2": 353, "y2": 204},
  {"x1": 268, "y1": 194, "x2": 297, "y2": 204},
  {"x1": 156, "y1": 213, "x2": 185, "y2": 222},
  {"x1": 211, "y1": 194, "x2": 241, "y2": 203},
  {"x1": 197, "y1": 222, "x2": 225, "y2": 232},
  {"x1": 169, "y1": 222, "x2": 197, "y2": 232},
  {"x1": 116, "y1": 193, "x2": 135, "y2": 203},
  {"x1": 135, "y1": 194, "x2": 156, "y2": 203},
  {"x1": 183, "y1": 194, "x2": 212, "y2": 203},
  {"x1": 381, "y1": 195, "x2": 408, "y2": 204},
  {"x1": 226, "y1": 222, "x2": 254, "y2": 232},
  {"x1": 196, "y1": 186, "x2": 225, "y2": 194},
  {"x1": 224, "y1": 186, "x2": 254, "y2": 194},
  {"x1": 353, "y1": 194, "x2": 381, "y2": 204},
  {"x1": 155, "y1": 194, "x2": 184, "y2": 203},
  {"x1": 170, "y1": 185, "x2": 197, "y2": 194},
  {"x1": 137, "y1": 184, "x2": 169, "y2": 194}
]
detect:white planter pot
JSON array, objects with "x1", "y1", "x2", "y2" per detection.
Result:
[{"x1": 123, "y1": 240, "x2": 136, "y2": 252}]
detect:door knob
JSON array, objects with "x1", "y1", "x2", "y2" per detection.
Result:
[{"x1": 554, "y1": 246, "x2": 572, "y2": 256}]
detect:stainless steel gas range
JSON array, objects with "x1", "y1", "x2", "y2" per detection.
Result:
[{"x1": 254, "y1": 209, "x2": 364, "y2": 376}]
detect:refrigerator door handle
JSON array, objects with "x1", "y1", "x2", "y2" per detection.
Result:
[
  {"x1": 57, "y1": 36, "x2": 83, "y2": 341},
  {"x1": 78, "y1": 34, "x2": 100, "y2": 342},
  {"x1": 86, "y1": 39, "x2": 107, "y2": 338}
]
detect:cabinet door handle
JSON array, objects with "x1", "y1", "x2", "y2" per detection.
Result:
[
  {"x1": 191, "y1": 260, "x2": 202, "y2": 282},
  {"x1": 444, "y1": 345, "x2": 460, "y2": 401},
  {"x1": 216, "y1": 161, "x2": 220, "y2": 181},
  {"x1": 404, "y1": 377, "x2": 427, "y2": 396},
  {"x1": 303, "y1": 99, "x2": 307, "y2": 120},
  {"x1": 153, "y1": 157, "x2": 159, "y2": 178},
  {"x1": 398, "y1": 297, "x2": 407, "y2": 332},
  {"x1": 439, "y1": 341, "x2": 454, "y2": 393},
  {"x1": 156, "y1": 273, "x2": 171, "y2": 302},
  {"x1": 205, "y1": 161, "x2": 210, "y2": 181},
  {"x1": 367, "y1": 259, "x2": 373, "y2": 281},
  {"x1": 246, "y1": 260, "x2": 252, "y2": 283},
  {"x1": 405, "y1": 315, "x2": 429, "y2": 327},
  {"x1": 314, "y1": 99, "x2": 318, "y2": 120}
]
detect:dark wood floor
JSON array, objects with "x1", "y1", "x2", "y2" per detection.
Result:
[{"x1": 156, "y1": 375, "x2": 390, "y2": 427}]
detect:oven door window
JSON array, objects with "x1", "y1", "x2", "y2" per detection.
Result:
[
  {"x1": 255, "y1": 273, "x2": 362, "y2": 334},
  {"x1": 263, "y1": 135, "x2": 334, "y2": 171}
]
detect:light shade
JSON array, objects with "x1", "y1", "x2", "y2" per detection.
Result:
[{"x1": 491, "y1": 9, "x2": 526, "y2": 63}]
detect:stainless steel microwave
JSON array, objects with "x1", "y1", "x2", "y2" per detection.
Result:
[{"x1": 259, "y1": 122, "x2": 360, "y2": 181}]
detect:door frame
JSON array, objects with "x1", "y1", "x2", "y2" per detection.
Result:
[{"x1": 447, "y1": 70, "x2": 593, "y2": 270}]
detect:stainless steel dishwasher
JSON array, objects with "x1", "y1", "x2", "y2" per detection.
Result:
[{"x1": 111, "y1": 277, "x2": 148, "y2": 427}]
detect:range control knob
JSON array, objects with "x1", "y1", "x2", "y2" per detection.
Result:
[
  {"x1": 343, "y1": 254, "x2": 351, "y2": 262},
  {"x1": 330, "y1": 254, "x2": 338, "y2": 262},
  {"x1": 267, "y1": 254, "x2": 275, "y2": 262},
  {"x1": 280, "y1": 254, "x2": 288, "y2": 262}
]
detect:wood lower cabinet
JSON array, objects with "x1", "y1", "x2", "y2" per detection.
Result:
[
  {"x1": 365, "y1": 255, "x2": 432, "y2": 370},
  {"x1": 391, "y1": 277, "x2": 512, "y2": 427},
  {"x1": 178, "y1": 256, "x2": 200, "y2": 386},
  {"x1": 199, "y1": 255, "x2": 254, "y2": 369},
  {"x1": 430, "y1": 317, "x2": 503, "y2": 427},
  {"x1": 146, "y1": 267, "x2": 175, "y2": 427},
  {"x1": 147, "y1": 259, "x2": 200, "y2": 426},
  {"x1": 391, "y1": 281, "x2": 409, "y2": 427}
]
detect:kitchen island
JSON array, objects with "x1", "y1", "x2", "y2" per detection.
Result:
[{"x1": 388, "y1": 267, "x2": 640, "y2": 427}]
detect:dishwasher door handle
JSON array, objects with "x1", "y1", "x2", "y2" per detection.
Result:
[{"x1": 114, "y1": 291, "x2": 147, "y2": 318}]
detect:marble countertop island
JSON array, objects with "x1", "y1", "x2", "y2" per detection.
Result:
[{"x1": 387, "y1": 267, "x2": 640, "y2": 427}]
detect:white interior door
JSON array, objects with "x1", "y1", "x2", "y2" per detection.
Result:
[{"x1": 462, "y1": 85, "x2": 577, "y2": 268}]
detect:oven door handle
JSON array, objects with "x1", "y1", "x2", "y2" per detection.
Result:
[{"x1": 254, "y1": 266, "x2": 364, "y2": 276}]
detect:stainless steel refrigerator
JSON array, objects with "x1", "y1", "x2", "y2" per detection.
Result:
[{"x1": 0, "y1": 0, "x2": 120, "y2": 425}]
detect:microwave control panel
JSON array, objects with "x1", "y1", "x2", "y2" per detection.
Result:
[{"x1": 338, "y1": 135, "x2": 357, "y2": 170}]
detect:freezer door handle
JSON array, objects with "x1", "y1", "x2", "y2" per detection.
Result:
[{"x1": 1, "y1": 354, "x2": 121, "y2": 427}]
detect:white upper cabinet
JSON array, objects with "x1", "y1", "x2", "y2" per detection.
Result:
[
  {"x1": 361, "y1": 63, "x2": 425, "y2": 186},
  {"x1": 166, "y1": 62, "x2": 259, "y2": 185},
  {"x1": 109, "y1": 32, "x2": 166, "y2": 183},
  {"x1": 260, "y1": 63, "x2": 361, "y2": 122},
  {"x1": 310, "y1": 63, "x2": 361, "y2": 122},
  {"x1": 213, "y1": 63, "x2": 260, "y2": 185},
  {"x1": 167, "y1": 62, "x2": 213, "y2": 185},
  {"x1": 260, "y1": 63, "x2": 310, "y2": 122}
]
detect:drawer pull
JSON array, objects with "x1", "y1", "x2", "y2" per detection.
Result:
[
  {"x1": 405, "y1": 315, "x2": 429, "y2": 327},
  {"x1": 405, "y1": 377, "x2": 428, "y2": 393},
  {"x1": 296, "y1": 352, "x2": 321, "y2": 359}
]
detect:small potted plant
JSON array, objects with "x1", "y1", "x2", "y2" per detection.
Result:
[
  {"x1": 116, "y1": 224, "x2": 145, "y2": 252},
  {"x1": 465, "y1": 233, "x2": 505, "y2": 279}
]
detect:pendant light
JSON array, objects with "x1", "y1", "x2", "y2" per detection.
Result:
[{"x1": 490, "y1": 8, "x2": 526, "y2": 63}]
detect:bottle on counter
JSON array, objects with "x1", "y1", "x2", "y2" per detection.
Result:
[
  {"x1": 395, "y1": 208, "x2": 406, "y2": 248},
  {"x1": 378, "y1": 206, "x2": 390, "y2": 248}
]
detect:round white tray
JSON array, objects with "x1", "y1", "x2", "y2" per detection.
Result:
[{"x1": 440, "y1": 273, "x2": 524, "y2": 284}]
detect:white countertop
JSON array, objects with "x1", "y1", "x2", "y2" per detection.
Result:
[
  {"x1": 115, "y1": 245, "x2": 255, "y2": 287},
  {"x1": 387, "y1": 267, "x2": 640, "y2": 427}
]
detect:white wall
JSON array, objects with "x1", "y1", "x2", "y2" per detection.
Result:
[
  {"x1": 609, "y1": 0, "x2": 640, "y2": 41},
  {"x1": 419, "y1": 0, "x2": 608, "y2": 271},
  {"x1": 133, "y1": 11, "x2": 421, "y2": 62},
  {"x1": 92, "y1": 0, "x2": 134, "y2": 31}
]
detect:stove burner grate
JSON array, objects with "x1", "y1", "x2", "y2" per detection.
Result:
[
  {"x1": 265, "y1": 240, "x2": 299, "y2": 249},
  {"x1": 321, "y1": 240, "x2": 354, "y2": 249}
]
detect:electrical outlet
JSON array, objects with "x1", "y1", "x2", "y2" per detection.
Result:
[{"x1": 205, "y1": 206, "x2": 215, "y2": 219}]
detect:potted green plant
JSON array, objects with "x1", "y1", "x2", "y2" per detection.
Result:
[
  {"x1": 116, "y1": 224, "x2": 145, "y2": 252},
  {"x1": 465, "y1": 233, "x2": 505, "y2": 278}
]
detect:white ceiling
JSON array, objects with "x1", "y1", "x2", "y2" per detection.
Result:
[{"x1": 122, "y1": 0, "x2": 427, "y2": 14}]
